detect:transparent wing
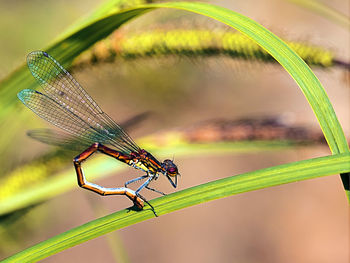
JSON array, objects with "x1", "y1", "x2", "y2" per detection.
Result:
[
  {"x1": 19, "y1": 51, "x2": 140, "y2": 154},
  {"x1": 18, "y1": 89, "x2": 126, "y2": 150},
  {"x1": 27, "y1": 129, "x2": 92, "y2": 152},
  {"x1": 26, "y1": 112, "x2": 152, "y2": 152}
]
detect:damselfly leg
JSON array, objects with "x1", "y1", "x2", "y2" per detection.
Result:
[
  {"x1": 145, "y1": 186, "x2": 166, "y2": 196},
  {"x1": 125, "y1": 175, "x2": 167, "y2": 195},
  {"x1": 73, "y1": 142, "x2": 157, "y2": 215},
  {"x1": 125, "y1": 175, "x2": 148, "y2": 188}
]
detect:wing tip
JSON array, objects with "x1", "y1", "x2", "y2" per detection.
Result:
[
  {"x1": 27, "y1": 50, "x2": 49, "y2": 66},
  {"x1": 17, "y1": 89, "x2": 41, "y2": 103},
  {"x1": 17, "y1": 89, "x2": 31, "y2": 102},
  {"x1": 27, "y1": 50, "x2": 41, "y2": 59}
]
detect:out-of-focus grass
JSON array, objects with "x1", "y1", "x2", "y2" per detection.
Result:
[
  {"x1": 287, "y1": 0, "x2": 350, "y2": 28},
  {"x1": 0, "y1": 115, "x2": 329, "y2": 215},
  {"x1": 0, "y1": 137, "x2": 308, "y2": 216},
  {"x1": 74, "y1": 29, "x2": 336, "y2": 68},
  {"x1": 0, "y1": 0, "x2": 104, "y2": 78}
]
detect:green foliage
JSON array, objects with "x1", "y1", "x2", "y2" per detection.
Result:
[{"x1": 0, "y1": 1, "x2": 349, "y2": 261}]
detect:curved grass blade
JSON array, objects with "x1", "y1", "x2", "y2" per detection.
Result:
[
  {"x1": 145, "y1": 1, "x2": 350, "y2": 198},
  {"x1": 60, "y1": 1, "x2": 350, "y2": 197},
  {"x1": 1, "y1": 2, "x2": 348, "y2": 155},
  {"x1": 0, "y1": 2, "x2": 349, "y2": 260},
  {"x1": 0, "y1": 1, "x2": 348, "y2": 205},
  {"x1": 1, "y1": 2, "x2": 347, "y2": 155},
  {"x1": 146, "y1": 2, "x2": 348, "y2": 152},
  {"x1": 3, "y1": 152, "x2": 350, "y2": 262}
]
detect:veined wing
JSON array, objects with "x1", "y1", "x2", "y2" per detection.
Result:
[
  {"x1": 27, "y1": 112, "x2": 152, "y2": 152},
  {"x1": 27, "y1": 129, "x2": 93, "y2": 152},
  {"x1": 18, "y1": 89, "x2": 128, "y2": 151},
  {"x1": 18, "y1": 51, "x2": 139, "y2": 154}
]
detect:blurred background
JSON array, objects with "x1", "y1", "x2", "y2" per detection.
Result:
[{"x1": 0, "y1": 0, "x2": 349, "y2": 262}]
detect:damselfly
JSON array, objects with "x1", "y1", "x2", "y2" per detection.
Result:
[{"x1": 18, "y1": 51, "x2": 180, "y2": 215}]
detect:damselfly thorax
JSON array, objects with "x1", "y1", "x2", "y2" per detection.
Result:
[{"x1": 18, "y1": 51, "x2": 180, "y2": 216}]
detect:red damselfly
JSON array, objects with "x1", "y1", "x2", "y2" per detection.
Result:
[{"x1": 18, "y1": 51, "x2": 180, "y2": 216}]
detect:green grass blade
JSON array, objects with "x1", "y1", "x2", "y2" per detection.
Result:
[
  {"x1": 145, "y1": 1, "x2": 349, "y2": 197},
  {"x1": 3, "y1": 152, "x2": 350, "y2": 262},
  {"x1": 1, "y1": 2, "x2": 348, "y2": 154},
  {"x1": 147, "y1": 2, "x2": 348, "y2": 153},
  {"x1": 57, "y1": 0, "x2": 151, "y2": 40},
  {"x1": 0, "y1": 8, "x2": 149, "y2": 108},
  {"x1": 0, "y1": 1, "x2": 348, "y2": 212}
]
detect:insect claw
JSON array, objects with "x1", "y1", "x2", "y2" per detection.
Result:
[{"x1": 137, "y1": 193, "x2": 158, "y2": 217}]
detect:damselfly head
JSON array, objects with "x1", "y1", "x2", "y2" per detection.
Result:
[
  {"x1": 162, "y1": 159, "x2": 179, "y2": 188},
  {"x1": 162, "y1": 159, "x2": 178, "y2": 177}
]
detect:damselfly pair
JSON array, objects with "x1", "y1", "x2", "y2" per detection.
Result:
[{"x1": 18, "y1": 51, "x2": 180, "y2": 216}]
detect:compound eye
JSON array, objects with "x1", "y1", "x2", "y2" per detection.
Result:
[
  {"x1": 168, "y1": 167, "x2": 176, "y2": 173},
  {"x1": 167, "y1": 166, "x2": 178, "y2": 177}
]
